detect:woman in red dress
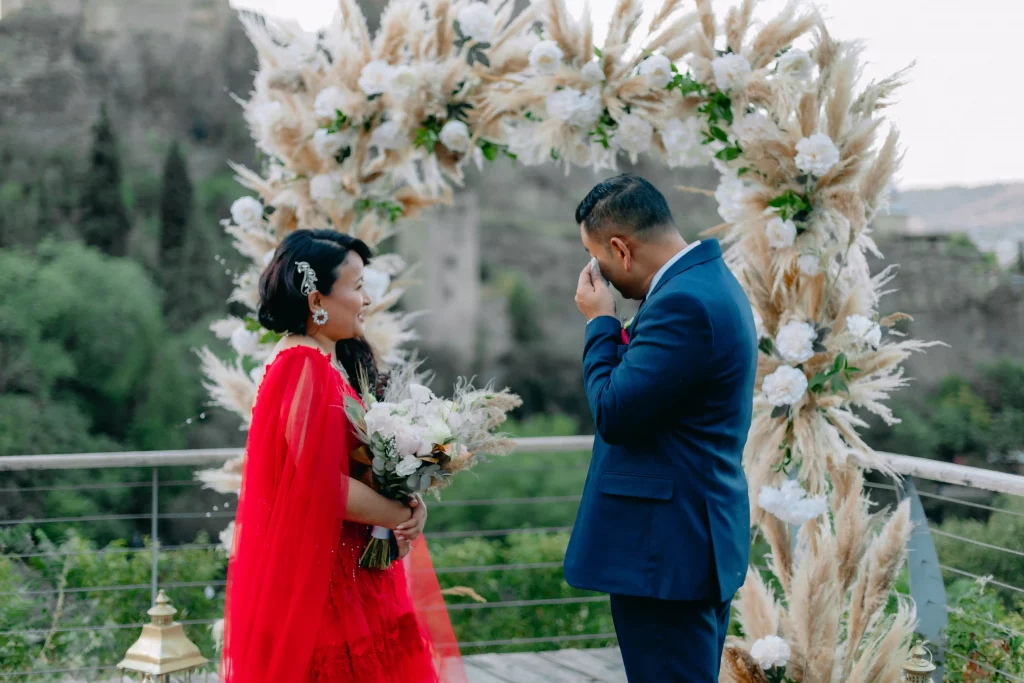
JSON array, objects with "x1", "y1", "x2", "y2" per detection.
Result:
[{"x1": 222, "y1": 229, "x2": 465, "y2": 682}]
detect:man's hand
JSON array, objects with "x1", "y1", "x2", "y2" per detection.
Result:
[
  {"x1": 576, "y1": 263, "x2": 616, "y2": 321},
  {"x1": 395, "y1": 494, "x2": 426, "y2": 544}
]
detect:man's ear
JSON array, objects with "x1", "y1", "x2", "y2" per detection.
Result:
[{"x1": 609, "y1": 236, "x2": 632, "y2": 271}]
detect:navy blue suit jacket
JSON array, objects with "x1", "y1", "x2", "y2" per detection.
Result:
[{"x1": 564, "y1": 239, "x2": 757, "y2": 602}]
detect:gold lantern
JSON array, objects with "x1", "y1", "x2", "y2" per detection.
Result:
[
  {"x1": 903, "y1": 643, "x2": 937, "y2": 683},
  {"x1": 118, "y1": 590, "x2": 209, "y2": 682}
]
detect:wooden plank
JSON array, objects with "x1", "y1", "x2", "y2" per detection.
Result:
[
  {"x1": 538, "y1": 649, "x2": 628, "y2": 683},
  {"x1": 587, "y1": 647, "x2": 624, "y2": 667},
  {"x1": 468, "y1": 653, "x2": 560, "y2": 683},
  {"x1": 503, "y1": 652, "x2": 598, "y2": 682},
  {"x1": 464, "y1": 660, "x2": 516, "y2": 683}
]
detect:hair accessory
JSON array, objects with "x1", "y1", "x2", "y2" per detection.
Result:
[{"x1": 296, "y1": 261, "x2": 318, "y2": 296}]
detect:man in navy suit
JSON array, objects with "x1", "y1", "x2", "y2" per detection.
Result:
[{"x1": 566, "y1": 174, "x2": 757, "y2": 681}]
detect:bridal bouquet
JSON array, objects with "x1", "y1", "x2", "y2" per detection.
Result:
[{"x1": 345, "y1": 368, "x2": 521, "y2": 569}]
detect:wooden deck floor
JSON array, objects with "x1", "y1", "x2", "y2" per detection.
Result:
[{"x1": 463, "y1": 647, "x2": 627, "y2": 683}]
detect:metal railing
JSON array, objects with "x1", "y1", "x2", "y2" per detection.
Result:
[{"x1": 2, "y1": 438, "x2": 1024, "y2": 681}]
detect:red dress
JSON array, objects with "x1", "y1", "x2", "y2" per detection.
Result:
[{"x1": 222, "y1": 345, "x2": 465, "y2": 682}]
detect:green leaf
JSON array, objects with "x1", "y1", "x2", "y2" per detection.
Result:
[
  {"x1": 833, "y1": 352, "x2": 847, "y2": 373},
  {"x1": 737, "y1": 167, "x2": 750, "y2": 176},
  {"x1": 479, "y1": 140, "x2": 499, "y2": 161},
  {"x1": 808, "y1": 372, "x2": 829, "y2": 392},
  {"x1": 453, "y1": 20, "x2": 464, "y2": 39},
  {"x1": 335, "y1": 146, "x2": 352, "y2": 164},
  {"x1": 475, "y1": 50, "x2": 490, "y2": 67},
  {"x1": 758, "y1": 337, "x2": 774, "y2": 356},
  {"x1": 594, "y1": 47, "x2": 604, "y2": 58},
  {"x1": 771, "y1": 405, "x2": 788, "y2": 419},
  {"x1": 715, "y1": 146, "x2": 742, "y2": 162},
  {"x1": 708, "y1": 126, "x2": 729, "y2": 142}
]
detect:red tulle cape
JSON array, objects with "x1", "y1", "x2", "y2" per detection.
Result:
[{"x1": 222, "y1": 345, "x2": 465, "y2": 682}]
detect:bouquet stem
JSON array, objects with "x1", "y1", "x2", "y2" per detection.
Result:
[{"x1": 359, "y1": 525, "x2": 395, "y2": 570}]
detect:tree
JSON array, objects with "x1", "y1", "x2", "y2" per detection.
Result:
[
  {"x1": 79, "y1": 104, "x2": 131, "y2": 256},
  {"x1": 158, "y1": 141, "x2": 201, "y2": 329}
]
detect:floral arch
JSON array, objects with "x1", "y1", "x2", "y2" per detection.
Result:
[{"x1": 199, "y1": 0, "x2": 936, "y2": 678}]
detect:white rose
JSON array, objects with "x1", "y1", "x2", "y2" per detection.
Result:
[
  {"x1": 775, "y1": 321, "x2": 817, "y2": 363},
  {"x1": 797, "y1": 254, "x2": 820, "y2": 276},
  {"x1": 456, "y1": 2, "x2": 497, "y2": 42},
  {"x1": 733, "y1": 112, "x2": 776, "y2": 144},
  {"x1": 846, "y1": 314, "x2": 882, "y2": 347},
  {"x1": 408, "y1": 384, "x2": 435, "y2": 405},
  {"x1": 396, "y1": 454, "x2": 423, "y2": 477},
  {"x1": 762, "y1": 365, "x2": 808, "y2": 407},
  {"x1": 759, "y1": 480, "x2": 828, "y2": 526},
  {"x1": 715, "y1": 175, "x2": 752, "y2": 223},
  {"x1": 230, "y1": 196, "x2": 264, "y2": 228},
  {"x1": 661, "y1": 117, "x2": 711, "y2": 168},
  {"x1": 309, "y1": 173, "x2": 342, "y2": 201},
  {"x1": 711, "y1": 53, "x2": 751, "y2": 91},
  {"x1": 439, "y1": 120, "x2": 472, "y2": 153},
  {"x1": 750, "y1": 635, "x2": 792, "y2": 670},
  {"x1": 639, "y1": 54, "x2": 673, "y2": 88},
  {"x1": 614, "y1": 114, "x2": 653, "y2": 157},
  {"x1": 362, "y1": 266, "x2": 391, "y2": 304},
  {"x1": 778, "y1": 48, "x2": 814, "y2": 81},
  {"x1": 364, "y1": 402, "x2": 400, "y2": 438},
  {"x1": 358, "y1": 59, "x2": 394, "y2": 96},
  {"x1": 230, "y1": 326, "x2": 260, "y2": 357},
  {"x1": 581, "y1": 61, "x2": 605, "y2": 84},
  {"x1": 545, "y1": 88, "x2": 603, "y2": 130},
  {"x1": 529, "y1": 40, "x2": 564, "y2": 75},
  {"x1": 389, "y1": 65, "x2": 419, "y2": 98},
  {"x1": 765, "y1": 217, "x2": 797, "y2": 249},
  {"x1": 313, "y1": 86, "x2": 355, "y2": 121},
  {"x1": 393, "y1": 424, "x2": 424, "y2": 456},
  {"x1": 795, "y1": 133, "x2": 841, "y2": 177},
  {"x1": 312, "y1": 129, "x2": 348, "y2": 159},
  {"x1": 422, "y1": 418, "x2": 452, "y2": 446},
  {"x1": 370, "y1": 120, "x2": 406, "y2": 151}
]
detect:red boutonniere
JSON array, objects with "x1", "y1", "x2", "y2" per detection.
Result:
[{"x1": 621, "y1": 316, "x2": 634, "y2": 345}]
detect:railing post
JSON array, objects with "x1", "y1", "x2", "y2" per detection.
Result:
[
  {"x1": 151, "y1": 466, "x2": 159, "y2": 606},
  {"x1": 900, "y1": 478, "x2": 946, "y2": 681}
]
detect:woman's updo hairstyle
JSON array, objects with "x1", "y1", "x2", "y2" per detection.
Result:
[{"x1": 258, "y1": 229, "x2": 379, "y2": 389}]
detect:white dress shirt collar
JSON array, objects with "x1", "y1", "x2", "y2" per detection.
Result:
[{"x1": 648, "y1": 240, "x2": 701, "y2": 296}]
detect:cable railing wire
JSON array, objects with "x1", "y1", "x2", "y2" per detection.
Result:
[
  {"x1": 2, "y1": 543, "x2": 221, "y2": 560},
  {"x1": 445, "y1": 596, "x2": 609, "y2": 612},
  {"x1": 947, "y1": 606, "x2": 1024, "y2": 640},
  {"x1": 945, "y1": 650, "x2": 1024, "y2": 682},
  {"x1": 0, "y1": 618, "x2": 218, "y2": 639},
  {"x1": 929, "y1": 528, "x2": 1024, "y2": 558},
  {"x1": 939, "y1": 565, "x2": 1024, "y2": 595},
  {"x1": 459, "y1": 632, "x2": 618, "y2": 649}
]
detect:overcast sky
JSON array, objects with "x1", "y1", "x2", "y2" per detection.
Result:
[{"x1": 231, "y1": 0, "x2": 1023, "y2": 190}]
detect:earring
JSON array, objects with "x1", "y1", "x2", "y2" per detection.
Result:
[{"x1": 313, "y1": 308, "x2": 328, "y2": 325}]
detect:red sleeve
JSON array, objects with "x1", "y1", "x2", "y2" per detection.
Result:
[{"x1": 222, "y1": 346, "x2": 349, "y2": 682}]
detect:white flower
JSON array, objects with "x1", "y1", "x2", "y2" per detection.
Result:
[
  {"x1": 396, "y1": 454, "x2": 424, "y2": 477},
  {"x1": 313, "y1": 86, "x2": 356, "y2": 121},
  {"x1": 358, "y1": 60, "x2": 394, "y2": 96},
  {"x1": 762, "y1": 365, "x2": 808, "y2": 407},
  {"x1": 262, "y1": 249, "x2": 275, "y2": 267},
  {"x1": 639, "y1": 54, "x2": 673, "y2": 88},
  {"x1": 362, "y1": 266, "x2": 391, "y2": 304},
  {"x1": 545, "y1": 88, "x2": 603, "y2": 130},
  {"x1": 230, "y1": 196, "x2": 264, "y2": 228},
  {"x1": 752, "y1": 308, "x2": 767, "y2": 339},
  {"x1": 581, "y1": 61, "x2": 605, "y2": 84},
  {"x1": 204, "y1": 585, "x2": 216, "y2": 600},
  {"x1": 370, "y1": 120, "x2": 406, "y2": 151},
  {"x1": 750, "y1": 635, "x2": 792, "y2": 670},
  {"x1": 661, "y1": 117, "x2": 710, "y2": 168},
  {"x1": 846, "y1": 314, "x2": 882, "y2": 347},
  {"x1": 715, "y1": 175, "x2": 753, "y2": 223},
  {"x1": 389, "y1": 65, "x2": 418, "y2": 98},
  {"x1": 733, "y1": 112, "x2": 776, "y2": 144},
  {"x1": 309, "y1": 173, "x2": 342, "y2": 201},
  {"x1": 393, "y1": 424, "x2": 424, "y2": 457},
  {"x1": 364, "y1": 402, "x2": 400, "y2": 438},
  {"x1": 778, "y1": 48, "x2": 814, "y2": 81},
  {"x1": 249, "y1": 365, "x2": 266, "y2": 386},
  {"x1": 219, "y1": 522, "x2": 234, "y2": 554},
  {"x1": 422, "y1": 418, "x2": 452, "y2": 446},
  {"x1": 775, "y1": 321, "x2": 817, "y2": 363},
  {"x1": 408, "y1": 384, "x2": 435, "y2": 405},
  {"x1": 456, "y1": 2, "x2": 497, "y2": 42},
  {"x1": 711, "y1": 53, "x2": 751, "y2": 91},
  {"x1": 529, "y1": 40, "x2": 564, "y2": 74},
  {"x1": 439, "y1": 120, "x2": 472, "y2": 153},
  {"x1": 614, "y1": 114, "x2": 653, "y2": 157},
  {"x1": 765, "y1": 217, "x2": 797, "y2": 249},
  {"x1": 312, "y1": 129, "x2": 348, "y2": 160},
  {"x1": 759, "y1": 480, "x2": 829, "y2": 526},
  {"x1": 795, "y1": 133, "x2": 841, "y2": 176},
  {"x1": 797, "y1": 254, "x2": 820, "y2": 276},
  {"x1": 230, "y1": 326, "x2": 260, "y2": 357}
]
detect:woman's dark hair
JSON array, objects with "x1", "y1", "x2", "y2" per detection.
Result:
[{"x1": 258, "y1": 229, "x2": 381, "y2": 391}]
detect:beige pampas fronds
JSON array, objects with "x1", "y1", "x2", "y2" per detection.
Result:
[
  {"x1": 197, "y1": 347, "x2": 256, "y2": 424},
  {"x1": 722, "y1": 647, "x2": 770, "y2": 683},
  {"x1": 725, "y1": 0, "x2": 755, "y2": 54},
  {"x1": 734, "y1": 568, "x2": 781, "y2": 643}
]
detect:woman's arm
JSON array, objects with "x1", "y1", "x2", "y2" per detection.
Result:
[{"x1": 345, "y1": 477, "x2": 414, "y2": 528}]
